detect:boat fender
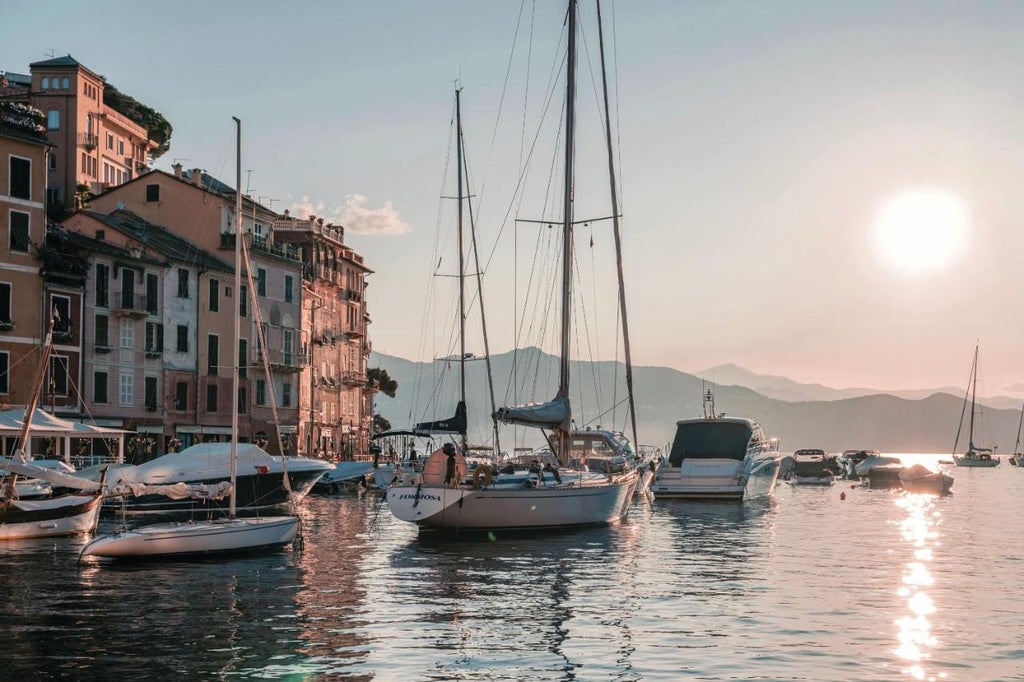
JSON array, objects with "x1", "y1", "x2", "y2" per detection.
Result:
[
  {"x1": 472, "y1": 464, "x2": 493, "y2": 489},
  {"x1": 255, "y1": 465, "x2": 270, "y2": 474}
]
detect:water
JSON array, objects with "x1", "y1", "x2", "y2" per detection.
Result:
[{"x1": 2, "y1": 460, "x2": 1021, "y2": 680}]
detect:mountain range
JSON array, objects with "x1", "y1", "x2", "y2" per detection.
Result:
[{"x1": 368, "y1": 348, "x2": 1023, "y2": 454}]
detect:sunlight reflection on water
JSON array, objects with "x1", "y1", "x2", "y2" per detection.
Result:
[{"x1": 894, "y1": 493, "x2": 945, "y2": 681}]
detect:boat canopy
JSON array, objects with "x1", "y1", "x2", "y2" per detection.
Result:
[
  {"x1": 668, "y1": 420, "x2": 753, "y2": 466},
  {"x1": 493, "y1": 395, "x2": 570, "y2": 431},
  {"x1": 415, "y1": 401, "x2": 467, "y2": 435}
]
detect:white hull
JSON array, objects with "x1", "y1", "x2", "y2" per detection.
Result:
[
  {"x1": 952, "y1": 454, "x2": 1000, "y2": 468},
  {"x1": 386, "y1": 472, "x2": 637, "y2": 531},
  {"x1": 0, "y1": 494, "x2": 103, "y2": 541},
  {"x1": 652, "y1": 457, "x2": 780, "y2": 501},
  {"x1": 80, "y1": 516, "x2": 299, "y2": 558}
]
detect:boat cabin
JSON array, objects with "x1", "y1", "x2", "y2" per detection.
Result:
[{"x1": 667, "y1": 418, "x2": 761, "y2": 467}]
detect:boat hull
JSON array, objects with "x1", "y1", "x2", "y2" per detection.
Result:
[
  {"x1": 952, "y1": 454, "x2": 1000, "y2": 467},
  {"x1": 0, "y1": 494, "x2": 103, "y2": 540},
  {"x1": 80, "y1": 516, "x2": 299, "y2": 558},
  {"x1": 386, "y1": 473, "x2": 637, "y2": 531},
  {"x1": 652, "y1": 457, "x2": 781, "y2": 501}
]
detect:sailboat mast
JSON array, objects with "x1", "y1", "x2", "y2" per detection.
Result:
[
  {"x1": 968, "y1": 344, "x2": 978, "y2": 447},
  {"x1": 230, "y1": 116, "x2": 242, "y2": 518},
  {"x1": 595, "y1": 0, "x2": 638, "y2": 448},
  {"x1": 556, "y1": 0, "x2": 578, "y2": 459},
  {"x1": 455, "y1": 88, "x2": 469, "y2": 454}
]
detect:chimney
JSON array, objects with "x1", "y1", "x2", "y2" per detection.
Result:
[
  {"x1": 190, "y1": 168, "x2": 202, "y2": 187},
  {"x1": 172, "y1": 163, "x2": 183, "y2": 178}
]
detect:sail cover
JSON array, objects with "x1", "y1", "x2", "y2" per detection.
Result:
[
  {"x1": 493, "y1": 395, "x2": 570, "y2": 430},
  {"x1": 0, "y1": 456, "x2": 101, "y2": 492},
  {"x1": 415, "y1": 401, "x2": 467, "y2": 434}
]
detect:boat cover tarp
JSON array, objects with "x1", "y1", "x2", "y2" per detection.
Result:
[
  {"x1": 668, "y1": 421, "x2": 753, "y2": 466},
  {"x1": 0, "y1": 455, "x2": 101, "y2": 492},
  {"x1": 493, "y1": 395, "x2": 570, "y2": 430},
  {"x1": 415, "y1": 401, "x2": 467, "y2": 434},
  {"x1": 0, "y1": 408, "x2": 128, "y2": 437},
  {"x1": 107, "y1": 480, "x2": 233, "y2": 501}
]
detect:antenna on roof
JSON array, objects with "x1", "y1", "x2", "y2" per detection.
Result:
[
  {"x1": 44, "y1": 49, "x2": 55, "y2": 58},
  {"x1": 245, "y1": 169, "x2": 253, "y2": 194}
]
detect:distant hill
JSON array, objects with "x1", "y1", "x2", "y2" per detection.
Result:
[
  {"x1": 369, "y1": 349, "x2": 1021, "y2": 453},
  {"x1": 696, "y1": 362, "x2": 1022, "y2": 410}
]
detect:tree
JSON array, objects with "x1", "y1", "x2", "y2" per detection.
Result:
[
  {"x1": 367, "y1": 367, "x2": 397, "y2": 397},
  {"x1": 103, "y1": 84, "x2": 173, "y2": 160},
  {"x1": 372, "y1": 413, "x2": 392, "y2": 435}
]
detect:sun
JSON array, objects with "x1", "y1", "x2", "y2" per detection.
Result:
[{"x1": 873, "y1": 188, "x2": 971, "y2": 275}]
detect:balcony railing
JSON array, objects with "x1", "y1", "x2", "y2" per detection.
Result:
[
  {"x1": 79, "y1": 133, "x2": 98, "y2": 149},
  {"x1": 340, "y1": 371, "x2": 367, "y2": 387},
  {"x1": 254, "y1": 348, "x2": 309, "y2": 373},
  {"x1": 113, "y1": 294, "x2": 149, "y2": 317}
]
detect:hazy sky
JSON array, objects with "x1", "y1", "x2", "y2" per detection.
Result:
[{"x1": 6, "y1": 1, "x2": 1024, "y2": 396}]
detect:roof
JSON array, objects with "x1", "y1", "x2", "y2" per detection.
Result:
[
  {"x1": 1, "y1": 71, "x2": 31, "y2": 87},
  {"x1": 74, "y1": 209, "x2": 233, "y2": 272},
  {"x1": 29, "y1": 55, "x2": 82, "y2": 69},
  {"x1": 64, "y1": 229, "x2": 163, "y2": 266}
]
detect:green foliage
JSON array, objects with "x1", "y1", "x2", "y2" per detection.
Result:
[
  {"x1": 372, "y1": 414, "x2": 392, "y2": 434},
  {"x1": 367, "y1": 367, "x2": 398, "y2": 397},
  {"x1": 103, "y1": 84, "x2": 173, "y2": 160}
]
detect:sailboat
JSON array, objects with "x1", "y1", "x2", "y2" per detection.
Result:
[
  {"x1": 0, "y1": 314, "x2": 105, "y2": 540},
  {"x1": 951, "y1": 345, "x2": 1000, "y2": 468},
  {"x1": 1009, "y1": 400, "x2": 1023, "y2": 466},
  {"x1": 386, "y1": 1, "x2": 639, "y2": 532},
  {"x1": 81, "y1": 118, "x2": 300, "y2": 558}
]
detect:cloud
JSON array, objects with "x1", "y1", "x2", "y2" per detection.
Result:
[{"x1": 285, "y1": 194, "x2": 410, "y2": 237}]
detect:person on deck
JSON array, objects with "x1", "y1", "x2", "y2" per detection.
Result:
[{"x1": 443, "y1": 442, "x2": 458, "y2": 486}]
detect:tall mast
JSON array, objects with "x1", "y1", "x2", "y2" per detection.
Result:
[
  {"x1": 557, "y1": 0, "x2": 578, "y2": 459},
  {"x1": 596, "y1": 0, "x2": 638, "y2": 448},
  {"x1": 455, "y1": 88, "x2": 469, "y2": 454},
  {"x1": 968, "y1": 344, "x2": 978, "y2": 448},
  {"x1": 230, "y1": 116, "x2": 242, "y2": 518}
]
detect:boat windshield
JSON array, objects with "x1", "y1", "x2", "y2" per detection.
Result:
[{"x1": 668, "y1": 421, "x2": 753, "y2": 465}]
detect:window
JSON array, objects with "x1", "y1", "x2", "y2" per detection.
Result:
[
  {"x1": 9, "y1": 211, "x2": 30, "y2": 252},
  {"x1": 255, "y1": 379, "x2": 266, "y2": 406},
  {"x1": 145, "y1": 184, "x2": 160, "y2": 202},
  {"x1": 95, "y1": 264, "x2": 109, "y2": 307},
  {"x1": 257, "y1": 268, "x2": 266, "y2": 296},
  {"x1": 48, "y1": 153, "x2": 56, "y2": 170},
  {"x1": 94, "y1": 314, "x2": 109, "y2": 347},
  {"x1": 119, "y1": 318, "x2": 134, "y2": 349},
  {"x1": 106, "y1": 133, "x2": 114, "y2": 150},
  {"x1": 120, "y1": 269, "x2": 135, "y2": 308},
  {"x1": 207, "y1": 334, "x2": 219, "y2": 375},
  {"x1": 238, "y1": 386, "x2": 247, "y2": 415},
  {"x1": 175, "y1": 382, "x2": 188, "y2": 411},
  {"x1": 206, "y1": 383, "x2": 218, "y2": 412},
  {"x1": 144, "y1": 376, "x2": 158, "y2": 409},
  {"x1": 176, "y1": 324, "x2": 188, "y2": 353},
  {"x1": 177, "y1": 269, "x2": 189, "y2": 298},
  {"x1": 284, "y1": 275, "x2": 293, "y2": 303},
  {"x1": 0, "y1": 352, "x2": 8, "y2": 394},
  {"x1": 209, "y1": 280, "x2": 219, "y2": 312},
  {"x1": 146, "y1": 273, "x2": 158, "y2": 314},
  {"x1": 282, "y1": 382, "x2": 292, "y2": 407},
  {"x1": 46, "y1": 109, "x2": 59, "y2": 130},
  {"x1": 94, "y1": 372, "x2": 108, "y2": 403},
  {"x1": 50, "y1": 295, "x2": 71, "y2": 336},
  {"x1": 0, "y1": 283, "x2": 10, "y2": 323},
  {"x1": 238, "y1": 339, "x2": 247, "y2": 378},
  {"x1": 283, "y1": 329, "x2": 293, "y2": 366},
  {"x1": 117, "y1": 139, "x2": 124, "y2": 156},
  {"x1": 41, "y1": 77, "x2": 49, "y2": 89},
  {"x1": 49, "y1": 355, "x2": 69, "y2": 396},
  {"x1": 61, "y1": 77, "x2": 69, "y2": 89},
  {"x1": 120, "y1": 373, "x2": 133, "y2": 406},
  {"x1": 239, "y1": 284, "x2": 247, "y2": 318},
  {"x1": 145, "y1": 322, "x2": 164, "y2": 352},
  {"x1": 9, "y1": 157, "x2": 30, "y2": 200}
]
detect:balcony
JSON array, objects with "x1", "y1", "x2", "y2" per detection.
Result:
[
  {"x1": 113, "y1": 294, "x2": 150, "y2": 318},
  {"x1": 40, "y1": 244, "x2": 89, "y2": 285},
  {"x1": 52, "y1": 321, "x2": 74, "y2": 342},
  {"x1": 254, "y1": 348, "x2": 308, "y2": 374},
  {"x1": 340, "y1": 371, "x2": 367, "y2": 387},
  {"x1": 344, "y1": 325, "x2": 365, "y2": 340},
  {"x1": 0, "y1": 320, "x2": 15, "y2": 332},
  {"x1": 79, "y1": 133, "x2": 98, "y2": 150},
  {"x1": 144, "y1": 346, "x2": 163, "y2": 359}
]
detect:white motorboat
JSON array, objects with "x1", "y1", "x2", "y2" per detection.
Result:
[
  {"x1": 651, "y1": 390, "x2": 781, "y2": 501},
  {"x1": 898, "y1": 464, "x2": 954, "y2": 495},
  {"x1": 786, "y1": 449, "x2": 840, "y2": 486},
  {"x1": 853, "y1": 454, "x2": 903, "y2": 478},
  {"x1": 82, "y1": 118, "x2": 298, "y2": 559}
]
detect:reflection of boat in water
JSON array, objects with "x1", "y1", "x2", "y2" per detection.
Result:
[
  {"x1": 651, "y1": 389, "x2": 780, "y2": 501},
  {"x1": 952, "y1": 345, "x2": 1000, "y2": 468}
]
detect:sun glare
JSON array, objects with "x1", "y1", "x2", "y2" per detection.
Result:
[{"x1": 873, "y1": 188, "x2": 970, "y2": 275}]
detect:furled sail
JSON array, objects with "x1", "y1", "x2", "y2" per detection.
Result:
[
  {"x1": 0, "y1": 455, "x2": 101, "y2": 492},
  {"x1": 493, "y1": 395, "x2": 570, "y2": 430},
  {"x1": 968, "y1": 441, "x2": 992, "y2": 453},
  {"x1": 107, "y1": 480, "x2": 233, "y2": 501},
  {"x1": 415, "y1": 401, "x2": 467, "y2": 434}
]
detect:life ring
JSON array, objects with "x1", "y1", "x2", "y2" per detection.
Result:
[{"x1": 472, "y1": 464, "x2": 493, "y2": 489}]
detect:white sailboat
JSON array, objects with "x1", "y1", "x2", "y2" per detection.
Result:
[
  {"x1": 1009, "y1": 400, "x2": 1023, "y2": 466},
  {"x1": 81, "y1": 118, "x2": 299, "y2": 558},
  {"x1": 952, "y1": 345, "x2": 1000, "y2": 468},
  {"x1": 0, "y1": 314, "x2": 104, "y2": 540},
  {"x1": 386, "y1": 1, "x2": 639, "y2": 532}
]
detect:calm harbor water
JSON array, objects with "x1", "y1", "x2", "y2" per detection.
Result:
[{"x1": 2, "y1": 458, "x2": 1021, "y2": 681}]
